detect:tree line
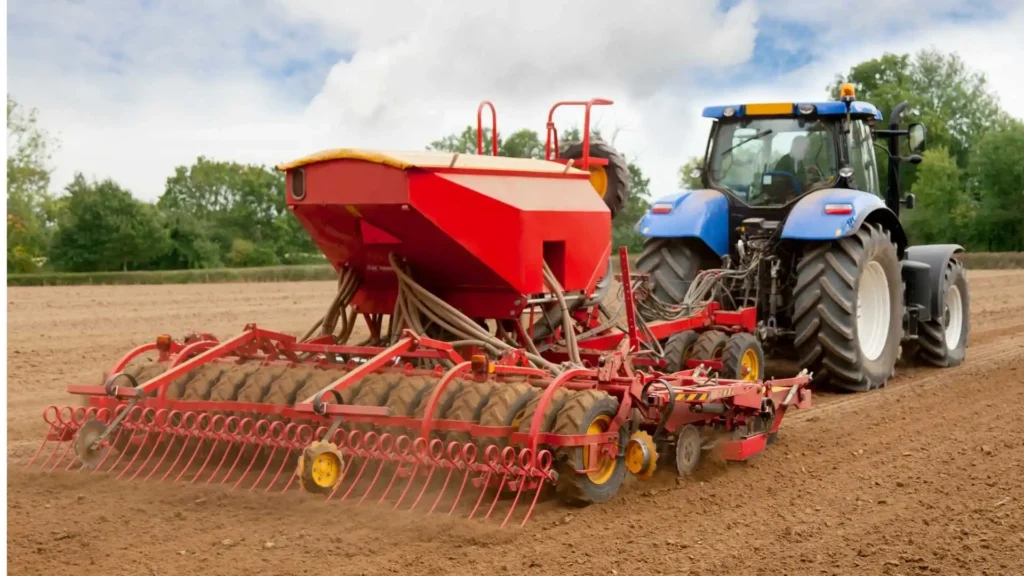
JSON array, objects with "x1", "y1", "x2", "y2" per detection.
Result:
[{"x1": 7, "y1": 50, "x2": 1022, "y2": 275}]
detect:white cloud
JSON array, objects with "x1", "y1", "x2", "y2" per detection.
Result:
[{"x1": 7, "y1": 0, "x2": 1024, "y2": 205}]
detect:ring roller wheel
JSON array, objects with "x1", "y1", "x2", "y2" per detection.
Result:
[
  {"x1": 347, "y1": 373, "x2": 404, "y2": 433},
  {"x1": 382, "y1": 375, "x2": 437, "y2": 436},
  {"x1": 516, "y1": 387, "x2": 571, "y2": 451},
  {"x1": 413, "y1": 378, "x2": 466, "y2": 440},
  {"x1": 444, "y1": 382, "x2": 496, "y2": 446},
  {"x1": 475, "y1": 383, "x2": 538, "y2": 451}
]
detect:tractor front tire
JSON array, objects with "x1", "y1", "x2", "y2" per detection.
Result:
[
  {"x1": 560, "y1": 141, "x2": 630, "y2": 220},
  {"x1": 915, "y1": 258, "x2": 969, "y2": 367},
  {"x1": 793, "y1": 223, "x2": 902, "y2": 392}
]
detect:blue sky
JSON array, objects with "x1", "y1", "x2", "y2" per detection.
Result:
[{"x1": 8, "y1": 0, "x2": 1024, "y2": 200}]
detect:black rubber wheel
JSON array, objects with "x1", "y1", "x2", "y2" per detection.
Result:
[
  {"x1": 476, "y1": 383, "x2": 538, "y2": 451},
  {"x1": 793, "y1": 223, "x2": 902, "y2": 392},
  {"x1": 663, "y1": 330, "x2": 700, "y2": 373},
  {"x1": 915, "y1": 258, "x2": 969, "y2": 367},
  {"x1": 552, "y1": 390, "x2": 628, "y2": 505},
  {"x1": 722, "y1": 332, "x2": 765, "y2": 381},
  {"x1": 692, "y1": 330, "x2": 729, "y2": 364},
  {"x1": 635, "y1": 238, "x2": 714, "y2": 322},
  {"x1": 559, "y1": 140, "x2": 630, "y2": 220}
]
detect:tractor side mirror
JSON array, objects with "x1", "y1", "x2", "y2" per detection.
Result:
[
  {"x1": 903, "y1": 193, "x2": 916, "y2": 209},
  {"x1": 907, "y1": 154, "x2": 923, "y2": 165},
  {"x1": 908, "y1": 123, "x2": 926, "y2": 154}
]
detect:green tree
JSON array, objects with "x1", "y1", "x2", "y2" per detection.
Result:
[
  {"x1": 50, "y1": 174, "x2": 169, "y2": 272},
  {"x1": 677, "y1": 156, "x2": 704, "y2": 189},
  {"x1": 829, "y1": 50, "x2": 1013, "y2": 180},
  {"x1": 905, "y1": 146, "x2": 972, "y2": 245},
  {"x1": 968, "y1": 122, "x2": 1024, "y2": 251},
  {"x1": 613, "y1": 163, "x2": 653, "y2": 252},
  {"x1": 158, "y1": 157, "x2": 315, "y2": 265},
  {"x1": 7, "y1": 95, "x2": 59, "y2": 272}
]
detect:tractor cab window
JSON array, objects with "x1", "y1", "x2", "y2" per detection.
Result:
[
  {"x1": 708, "y1": 117, "x2": 838, "y2": 206},
  {"x1": 848, "y1": 119, "x2": 880, "y2": 196}
]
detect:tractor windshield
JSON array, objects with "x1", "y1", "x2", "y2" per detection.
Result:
[{"x1": 707, "y1": 117, "x2": 838, "y2": 206}]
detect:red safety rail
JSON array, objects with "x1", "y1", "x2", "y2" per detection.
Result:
[
  {"x1": 476, "y1": 100, "x2": 498, "y2": 156},
  {"x1": 544, "y1": 98, "x2": 613, "y2": 170}
]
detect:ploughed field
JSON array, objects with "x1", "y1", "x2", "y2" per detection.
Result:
[{"x1": 7, "y1": 271, "x2": 1024, "y2": 575}]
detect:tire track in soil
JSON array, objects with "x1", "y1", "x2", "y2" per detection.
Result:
[{"x1": 7, "y1": 270, "x2": 1024, "y2": 576}]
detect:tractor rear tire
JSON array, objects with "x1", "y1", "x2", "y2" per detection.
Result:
[
  {"x1": 636, "y1": 238, "x2": 713, "y2": 321},
  {"x1": 915, "y1": 258, "x2": 969, "y2": 367},
  {"x1": 793, "y1": 223, "x2": 902, "y2": 392},
  {"x1": 559, "y1": 141, "x2": 630, "y2": 220}
]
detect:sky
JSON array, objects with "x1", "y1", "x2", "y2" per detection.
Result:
[{"x1": 7, "y1": 0, "x2": 1024, "y2": 202}]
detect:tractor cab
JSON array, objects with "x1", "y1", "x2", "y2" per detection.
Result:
[{"x1": 700, "y1": 99, "x2": 886, "y2": 214}]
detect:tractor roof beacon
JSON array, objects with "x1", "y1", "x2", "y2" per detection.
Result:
[{"x1": 637, "y1": 83, "x2": 969, "y2": 392}]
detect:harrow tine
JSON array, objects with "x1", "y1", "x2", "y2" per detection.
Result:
[
  {"x1": 484, "y1": 447, "x2": 518, "y2": 520},
  {"x1": 448, "y1": 443, "x2": 479, "y2": 516},
  {"x1": 392, "y1": 437, "x2": 429, "y2": 510},
  {"x1": 376, "y1": 435, "x2": 407, "y2": 504},
  {"x1": 517, "y1": 450, "x2": 554, "y2": 528},
  {"x1": 190, "y1": 415, "x2": 228, "y2": 484},
  {"x1": 357, "y1": 433, "x2": 389, "y2": 504},
  {"x1": 144, "y1": 412, "x2": 186, "y2": 481},
  {"x1": 27, "y1": 406, "x2": 62, "y2": 467},
  {"x1": 264, "y1": 448, "x2": 293, "y2": 492},
  {"x1": 246, "y1": 446, "x2": 277, "y2": 491},
  {"x1": 205, "y1": 417, "x2": 242, "y2": 485},
  {"x1": 222, "y1": 418, "x2": 259, "y2": 485},
  {"x1": 428, "y1": 441, "x2": 465, "y2": 515},
  {"x1": 408, "y1": 439, "x2": 446, "y2": 512},
  {"x1": 94, "y1": 424, "x2": 129, "y2": 473}
]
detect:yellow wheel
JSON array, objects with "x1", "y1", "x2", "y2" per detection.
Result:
[
  {"x1": 723, "y1": 333, "x2": 765, "y2": 381},
  {"x1": 296, "y1": 441, "x2": 345, "y2": 494},
  {"x1": 624, "y1": 430, "x2": 657, "y2": 480},
  {"x1": 553, "y1": 390, "x2": 628, "y2": 504}
]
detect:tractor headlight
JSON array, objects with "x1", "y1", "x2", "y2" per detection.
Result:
[
  {"x1": 798, "y1": 103, "x2": 815, "y2": 115},
  {"x1": 723, "y1": 107, "x2": 736, "y2": 117}
]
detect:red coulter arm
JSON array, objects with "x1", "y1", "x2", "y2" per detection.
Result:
[{"x1": 544, "y1": 98, "x2": 613, "y2": 169}]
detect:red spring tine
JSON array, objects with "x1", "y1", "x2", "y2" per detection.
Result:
[
  {"x1": 263, "y1": 422, "x2": 298, "y2": 493},
  {"x1": 250, "y1": 420, "x2": 285, "y2": 492},
  {"x1": 191, "y1": 414, "x2": 227, "y2": 484},
  {"x1": 127, "y1": 409, "x2": 171, "y2": 480},
  {"x1": 358, "y1": 432, "x2": 392, "y2": 504},
  {"x1": 27, "y1": 406, "x2": 64, "y2": 467},
  {"x1": 222, "y1": 417, "x2": 256, "y2": 486},
  {"x1": 105, "y1": 406, "x2": 145, "y2": 474},
  {"x1": 428, "y1": 441, "x2": 463, "y2": 515},
  {"x1": 116, "y1": 407, "x2": 159, "y2": 479},
  {"x1": 467, "y1": 445, "x2": 502, "y2": 520},
  {"x1": 339, "y1": 431, "x2": 376, "y2": 501},
  {"x1": 50, "y1": 406, "x2": 88, "y2": 470},
  {"x1": 377, "y1": 433, "x2": 410, "y2": 504},
  {"x1": 281, "y1": 424, "x2": 313, "y2": 493},
  {"x1": 408, "y1": 438, "x2": 445, "y2": 511},
  {"x1": 174, "y1": 411, "x2": 212, "y2": 481},
  {"x1": 39, "y1": 406, "x2": 75, "y2": 468},
  {"x1": 449, "y1": 442, "x2": 479, "y2": 516},
  {"x1": 235, "y1": 418, "x2": 272, "y2": 491},
  {"x1": 144, "y1": 410, "x2": 184, "y2": 481},
  {"x1": 162, "y1": 411, "x2": 200, "y2": 481},
  {"x1": 391, "y1": 435, "x2": 426, "y2": 509},
  {"x1": 484, "y1": 446, "x2": 518, "y2": 520},
  {"x1": 500, "y1": 448, "x2": 533, "y2": 528},
  {"x1": 206, "y1": 416, "x2": 242, "y2": 484},
  {"x1": 519, "y1": 449, "x2": 554, "y2": 528}
]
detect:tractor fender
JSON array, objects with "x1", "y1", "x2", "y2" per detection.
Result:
[
  {"x1": 905, "y1": 244, "x2": 965, "y2": 320},
  {"x1": 636, "y1": 189, "x2": 729, "y2": 256},
  {"x1": 780, "y1": 189, "x2": 908, "y2": 254}
]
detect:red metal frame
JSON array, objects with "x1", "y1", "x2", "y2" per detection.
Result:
[
  {"x1": 476, "y1": 101, "x2": 498, "y2": 156},
  {"x1": 544, "y1": 99, "x2": 613, "y2": 170}
]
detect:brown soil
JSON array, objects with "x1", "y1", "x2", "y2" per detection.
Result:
[{"x1": 8, "y1": 271, "x2": 1024, "y2": 576}]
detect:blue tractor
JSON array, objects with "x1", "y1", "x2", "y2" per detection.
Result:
[{"x1": 635, "y1": 85, "x2": 970, "y2": 392}]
